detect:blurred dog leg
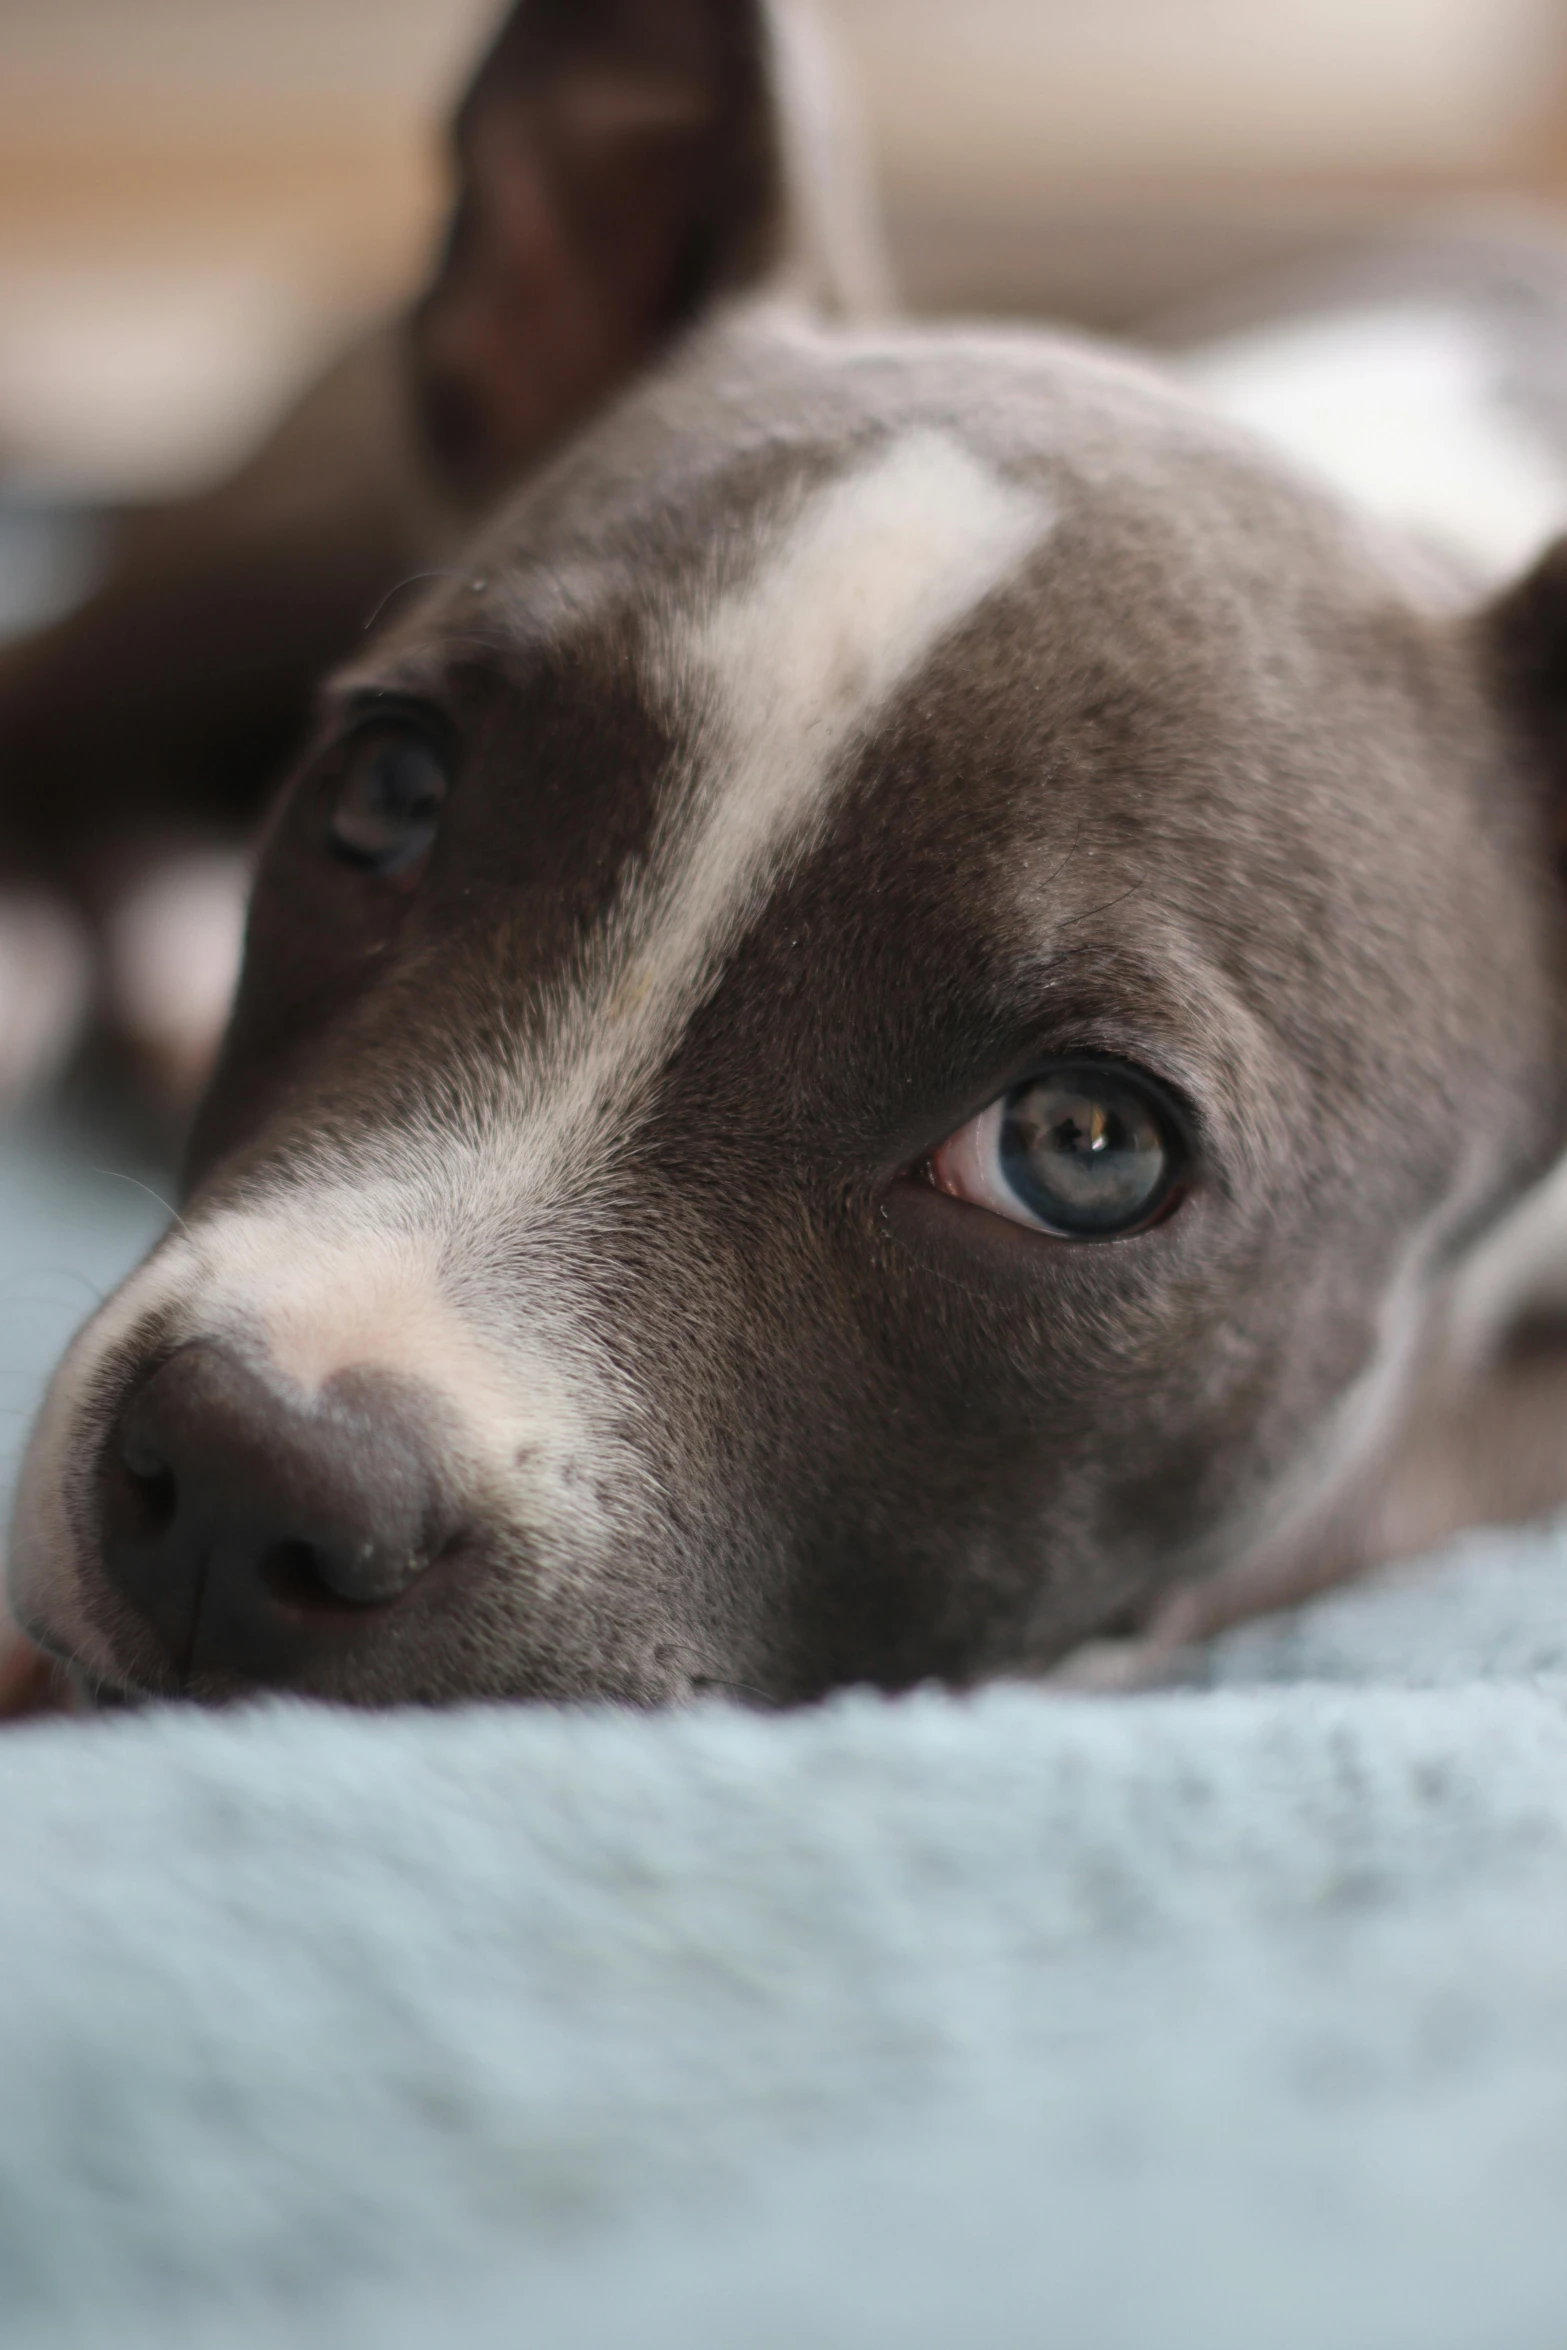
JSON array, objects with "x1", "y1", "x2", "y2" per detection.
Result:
[
  {"x1": 1358, "y1": 1322, "x2": 1567, "y2": 1560},
  {"x1": 103, "y1": 848, "x2": 250, "y2": 1111},
  {"x1": 0, "y1": 890, "x2": 94, "y2": 1105}
]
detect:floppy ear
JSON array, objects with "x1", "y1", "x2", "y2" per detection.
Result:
[{"x1": 413, "y1": 0, "x2": 887, "y2": 502}]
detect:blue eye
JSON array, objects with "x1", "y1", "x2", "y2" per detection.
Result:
[
  {"x1": 930, "y1": 1062, "x2": 1184, "y2": 1238},
  {"x1": 328, "y1": 730, "x2": 448, "y2": 877}
]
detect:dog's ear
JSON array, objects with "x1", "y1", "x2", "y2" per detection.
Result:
[{"x1": 414, "y1": 0, "x2": 886, "y2": 503}]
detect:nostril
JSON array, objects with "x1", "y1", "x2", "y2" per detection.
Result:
[
  {"x1": 104, "y1": 1438, "x2": 178, "y2": 1544},
  {"x1": 121, "y1": 1425, "x2": 167, "y2": 1481},
  {"x1": 258, "y1": 1539, "x2": 404, "y2": 1617}
]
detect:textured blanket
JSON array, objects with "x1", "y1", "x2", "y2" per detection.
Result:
[{"x1": 5, "y1": 1521, "x2": 1567, "y2": 2350}]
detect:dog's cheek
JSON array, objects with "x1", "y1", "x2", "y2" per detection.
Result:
[{"x1": 763, "y1": 1228, "x2": 1276, "y2": 1679}]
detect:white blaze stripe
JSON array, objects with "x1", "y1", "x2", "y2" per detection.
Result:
[
  {"x1": 664, "y1": 429, "x2": 1051, "y2": 989},
  {"x1": 690, "y1": 427, "x2": 1050, "y2": 784},
  {"x1": 510, "y1": 430, "x2": 1053, "y2": 1199}
]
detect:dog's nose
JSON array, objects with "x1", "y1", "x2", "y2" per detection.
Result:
[{"x1": 98, "y1": 1343, "x2": 461, "y2": 1685}]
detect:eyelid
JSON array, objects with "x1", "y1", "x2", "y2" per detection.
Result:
[{"x1": 333, "y1": 692, "x2": 456, "y2": 754}]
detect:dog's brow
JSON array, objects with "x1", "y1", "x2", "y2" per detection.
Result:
[
  {"x1": 333, "y1": 684, "x2": 434, "y2": 726},
  {"x1": 325, "y1": 612, "x2": 510, "y2": 711},
  {"x1": 321, "y1": 670, "x2": 454, "y2": 726}
]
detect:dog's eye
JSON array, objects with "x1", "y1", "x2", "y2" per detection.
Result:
[
  {"x1": 928, "y1": 1063, "x2": 1183, "y2": 1238},
  {"x1": 327, "y1": 730, "x2": 448, "y2": 877}
]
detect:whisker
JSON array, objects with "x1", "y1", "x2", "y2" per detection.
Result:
[
  {"x1": 362, "y1": 570, "x2": 480, "y2": 635},
  {"x1": 90, "y1": 1170, "x2": 191, "y2": 1241},
  {"x1": 689, "y1": 1675, "x2": 783, "y2": 1710}
]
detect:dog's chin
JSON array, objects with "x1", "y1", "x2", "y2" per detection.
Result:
[
  {"x1": 14, "y1": 1572, "x2": 180, "y2": 1710},
  {"x1": 19, "y1": 1554, "x2": 702, "y2": 1713},
  {"x1": 61, "y1": 1672, "x2": 152, "y2": 1714}
]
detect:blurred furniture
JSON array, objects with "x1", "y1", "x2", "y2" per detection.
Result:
[{"x1": 849, "y1": 0, "x2": 1567, "y2": 322}]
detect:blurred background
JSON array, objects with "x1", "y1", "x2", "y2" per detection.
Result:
[
  {"x1": 3, "y1": 0, "x2": 1567, "y2": 514},
  {"x1": 4, "y1": 0, "x2": 1567, "y2": 1506}
]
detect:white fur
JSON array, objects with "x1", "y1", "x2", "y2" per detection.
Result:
[
  {"x1": 650, "y1": 430, "x2": 1043, "y2": 1027},
  {"x1": 176, "y1": 1204, "x2": 612, "y2": 1542}
]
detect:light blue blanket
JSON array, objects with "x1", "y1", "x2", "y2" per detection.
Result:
[
  {"x1": 3, "y1": 1112, "x2": 1567, "y2": 2348},
  {"x1": 5, "y1": 1522, "x2": 1567, "y2": 2350}
]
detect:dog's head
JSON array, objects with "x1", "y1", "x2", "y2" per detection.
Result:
[{"x1": 12, "y1": 0, "x2": 1567, "y2": 1706}]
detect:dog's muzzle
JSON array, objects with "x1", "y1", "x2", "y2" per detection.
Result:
[{"x1": 95, "y1": 1344, "x2": 466, "y2": 1690}]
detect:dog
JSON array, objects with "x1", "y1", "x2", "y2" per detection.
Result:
[{"x1": 6, "y1": 0, "x2": 1567, "y2": 1711}]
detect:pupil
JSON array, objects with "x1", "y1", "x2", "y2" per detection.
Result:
[
  {"x1": 999, "y1": 1069, "x2": 1170, "y2": 1234},
  {"x1": 369, "y1": 745, "x2": 434, "y2": 825},
  {"x1": 331, "y1": 733, "x2": 446, "y2": 872}
]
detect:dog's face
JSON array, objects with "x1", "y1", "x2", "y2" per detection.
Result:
[
  {"x1": 15, "y1": 314, "x2": 1567, "y2": 1704},
  {"x1": 11, "y1": 0, "x2": 1567, "y2": 1706}
]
